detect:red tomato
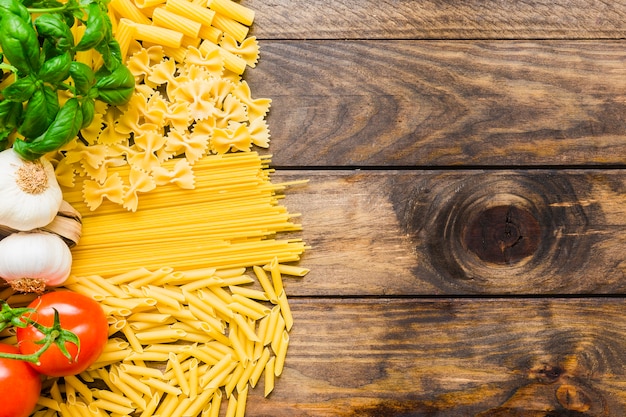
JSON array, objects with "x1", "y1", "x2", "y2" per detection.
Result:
[
  {"x1": 0, "y1": 343, "x2": 42, "y2": 417},
  {"x1": 16, "y1": 291, "x2": 109, "y2": 377}
]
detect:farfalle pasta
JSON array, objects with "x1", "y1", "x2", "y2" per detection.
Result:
[{"x1": 54, "y1": 0, "x2": 267, "y2": 212}]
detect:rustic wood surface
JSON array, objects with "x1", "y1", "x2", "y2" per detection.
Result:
[{"x1": 241, "y1": 1, "x2": 626, "y2": 415}]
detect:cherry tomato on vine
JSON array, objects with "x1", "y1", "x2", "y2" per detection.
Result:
[
  {"x1": 16, "y1": 291, "x2": 109, "y2": 377},
  {"x1": 0, "y1": 343, "x2": 41, "y2": 417}
]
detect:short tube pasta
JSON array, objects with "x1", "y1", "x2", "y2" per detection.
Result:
[{"x1": 152, "y1": 7, "x2": 202, "y2": 38}]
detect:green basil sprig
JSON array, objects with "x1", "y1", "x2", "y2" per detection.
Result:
[{"x1": 0, "y1": 0, "x2": 135, "y2": 159}]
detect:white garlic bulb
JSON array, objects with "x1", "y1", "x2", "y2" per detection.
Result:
[
  {"x1": 0, "y1": 148, "x2": 63, "y2": 231},
  {"x1": 0, "y1": 231, "x2": 72, "y2": 293}
]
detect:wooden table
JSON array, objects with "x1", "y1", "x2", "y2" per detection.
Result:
[{"x1": 242, "y1": 1, "x2": 626, "y2": 415}]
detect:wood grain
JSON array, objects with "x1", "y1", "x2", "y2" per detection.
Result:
[
  {"x1": 249, "y1": 40, "x2": 626, "y2": 167},
  {"x1": 242, "y1": 298, "x2": 626, "y2": 416},
  {"x1": 275, "y1": 169, "x2": 626, "y2": 296},
  {"x1": 245, "y1": 0, "x2": 626, "y2": 40},
  {"x1": 233, "y1": 1, "x2": 626, "y2": 414}
]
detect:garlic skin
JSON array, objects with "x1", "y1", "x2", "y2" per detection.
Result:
[
  {"x1": 0, "y1": 231, "x2": 72, "y2": 292},
  {"x1": 0, "y1": 148, "x2": 63, "y2": 231}
]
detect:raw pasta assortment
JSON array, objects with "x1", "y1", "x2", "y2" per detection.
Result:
[
  {"x1": 1, "y1": 260, "x2": 307, "y2": 416},
  {"x1": 0, "y1": 0, "x2": 309, "y2": 416}
]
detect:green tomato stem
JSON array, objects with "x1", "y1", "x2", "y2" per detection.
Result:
[{"x1": 0, "y1": 302, "x2": 80, "y2": 364}]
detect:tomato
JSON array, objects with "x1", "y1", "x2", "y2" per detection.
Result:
[
  {"x1": 16, "y1": 291, "x2": 109, "y2": 377},
  {"x1": 0, "y1": 343, "x2": 42, "y2": 417}
]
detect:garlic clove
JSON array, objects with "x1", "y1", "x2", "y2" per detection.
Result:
[
  {"x1": 0, "y1": 231, "x2": 73, "y2": 292},
  {"x1": 0, "y1": 200, "x2": 82, "y2": 246},
  {"x1": 0, "y1": 148, "x2": 63, "y2": 231}
]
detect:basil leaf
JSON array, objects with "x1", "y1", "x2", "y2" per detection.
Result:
[
  {"x1": 80, "y1": 97, "x2": 95, "y2": 129},
  {"x1": 35, "y1": 13, "x2": 74, "y2": 52},
  {"x1": 69, "y1": 61, "x2": 96, "y2": 96},
  {"x1": 2, "y1": 75, "x2": 36, "y2": 102},
  {"x1": 13, "y1": 97, "x2": 83, "y2": 160},
  {"x1": 0, "y1": 13, "x2": 41, "y2": 74},
  {"x1": 75, "y1": 3, "x2": 105, "y2": 51},
  {"x1": 18, "y1": 86, "x2": 59, "y2": 140},
  {"x1": 39, "y1": 51, "x2": 72, "y2": 84},
  {"x1": 94, "y1": 64, "x2": 134, "y2": 106},
  {"x1": 0, "y1": 0, "x2": 31, "y2": 24},
  {"x1": 0, "y1": 99, "x2": 22, "y2": 129}
]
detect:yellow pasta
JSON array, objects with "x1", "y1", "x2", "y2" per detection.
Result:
[
  {"x1": 199, "y1": 39, "x2": 247, "y2": 74},
  {"x1": 207, "y1": 0, "x2": 254, "y2": 26},
  {"x1": 131, "y1": 21, "x2": 184, "y2": 48},
  {"x1": 210, "y1": 12, "x2": 248, "y2": 42},
  {"x1": 117, "y1": 370, "x2": 155, "y2": 397},
  {"x1": 115, "y1": 19, "x2": 137, "y2": 60},
  {"x1": 110, "y1": 0, "x2": 152, "y2": 24},
  {"x1": 63, "y1": 376, "x2": 93, "y2": 403},
  {"x1": 89, "y1": 399, "x2": 135, "y2": 415},
  {"x1": 141, "y1": 377, "x2": 183, "y2": 396},
  {"x1": 154, "y1": 393, "x2": 179, "y2": 415},
  {"x1": 198, "y1": 24, "x2": 222, "y2": 44},
  {"x1": 264, "y1": 356, "x2": 275, "y2": 397},
  {"x1": 165, "y1": 0, "x2": 215, "y2": 26},
  {"x1": 229, "y1": 300, "x2": 266, "y2": 321},
  {"x1": 36, "y1": 397, "x2": 62, "y2": 412},
  {"x1": 107, "y1": 372, "x2": 146, "y2": 410},
  {"x1": 274, "y1": 330, "x2": 289, "y2": 377},
  {"x1": 152, "y1": 7, "x2": 202, "y2": 38},
  {"x1": 277, "y1": 290, "x2": 294, "y2": 331},
  {"x1": 134, "y1": 0, "x2": 165, "y2": 8},
  {"x1": 225, "y1": 394, "x2": 238, "y2": 417},
  {"x1": 189, "y1": 358, "x2": 199, "y2": 399},
  {"x1": 138, "y1": 393, "x2": 161, "y2": 417},
  {"x1": 253, "y1": 265, "x2": 278, "y2": 302},
  {"x1": 8, "y1": 3, "x2": 311, "y2": 415},
  {"x1": 229, "y1": 285, "x2": 269, "y2": 301}
]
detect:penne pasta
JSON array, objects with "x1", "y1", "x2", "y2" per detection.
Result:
[
  {"x1": 268, "y1": 257, "x2": 284, "y2": 296},
  {"x1": 63, "y1": 376, "x2": 93, "y2": 403},
  {"x1": 235, "y1": 385, "x2": 248, "y2": 417},
  {"x1": 274, "y1": 330, "x2": 289, "y2": 377},
  {"x1": 264, "y1": 356, "x2": 275, "y2": 397},
  {"x1": 276, "y1": 290, "x2": 294, "y2": 331},
  {"x1": 138, "y1": 393, "x2": 161, "y2": 417},
  {"x1": 252, "y1": 265, "x2": 278, "y2": 302},
  {"x1": 140, "y1": 377, "x2": 183, "y2": 396},
  {"x1": 249, "y1": 347, "x2": 270, "y2": 388},
  {"x1": 224, "y1": 393, "x2": 238, "y2": 417}
]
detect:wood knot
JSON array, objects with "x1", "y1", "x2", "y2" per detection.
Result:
[
  {"x1": 410, "y1": 172, "x2": 592, "y2": 293},
  {"x1": 463, "y1": 205, "x2": 541, "y2": 265}
]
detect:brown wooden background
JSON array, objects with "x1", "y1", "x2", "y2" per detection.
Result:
[{"x1": 242, "y1": 1, "x2": 626, "y2": 415}]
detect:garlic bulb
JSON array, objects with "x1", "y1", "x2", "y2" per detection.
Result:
[
  {"x1": 0, "y1": 231, "x2": 72, "y2": 293},
  {"x1": 0, "y1": 148, "x2": 63, "y2": 231}
]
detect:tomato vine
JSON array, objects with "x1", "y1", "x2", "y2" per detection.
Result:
[{"x1": 0, "y1": 301, "x2": 80, "y2": 365}]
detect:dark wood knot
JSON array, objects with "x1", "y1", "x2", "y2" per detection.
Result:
[
  {"x1": 463, "y1": 205, "x2": 541, "y2": 265},
  {"x1": 407, "y1": 172, "x2": 592, "y2": 293}
]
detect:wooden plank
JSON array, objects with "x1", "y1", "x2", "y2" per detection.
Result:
[
  {"x1": 249, "y1": 40, "x2": 626, "y2": 167},
  {"x1": 275, "y1": 169, "x2": 626, "y2": 296},
  {"x1": 243, "y1": 298, "x2": 626, "y2": 416},
  {"x1": 246, "y1": 0, "x2": 626, "y2": 40}
]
